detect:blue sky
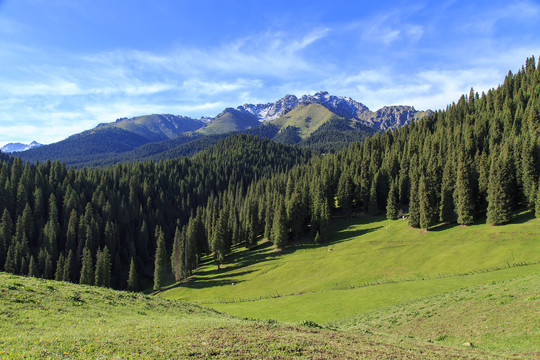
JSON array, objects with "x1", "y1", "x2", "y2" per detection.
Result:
[{"x1": 0, "y1": 0, "x2": 539, "y2": 146}]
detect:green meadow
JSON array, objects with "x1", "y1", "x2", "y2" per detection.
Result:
[
  {"x1": 0, "y1": 272, "x2": 511, "y2": 359},
  {"x1": 161, "y1": 212, "x2": 539, "y2": 319}
]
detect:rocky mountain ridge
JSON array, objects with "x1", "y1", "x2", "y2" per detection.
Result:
[
  {"x1": 1, "y1": 141, "x2": 43, "y2": 153},
  {"x1": 237, "y1": 91, "x2": 429, "y2": 130}
]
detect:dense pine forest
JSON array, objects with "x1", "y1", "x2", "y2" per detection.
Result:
[{"x1": 0, "y1": 57, "x2": 539, "y2": 290}]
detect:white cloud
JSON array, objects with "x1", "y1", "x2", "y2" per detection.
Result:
[{"x1": 182, "y1": 78, "x2": 263, "y2": 95}]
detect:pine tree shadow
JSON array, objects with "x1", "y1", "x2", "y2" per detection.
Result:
[
  {"x1": 509, "y1": 210, "x2": 535, "y2": 224},
  {"x1": 164, "y1": 277, "x2": 247, "y2": 291},
  {"x1": 428, "y1": 222, "x2": 459, "y2": 232}
]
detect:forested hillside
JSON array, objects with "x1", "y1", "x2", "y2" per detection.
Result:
[
  {"x1": 0, "y1": 135, "x2": 310, "y2": 289},
  {"x1": 0, "y1": 57, "x2": 539, "y2": 291}
]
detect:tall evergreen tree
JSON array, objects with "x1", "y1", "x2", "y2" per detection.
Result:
[
  {"x1": 367, "y1": 175, "x2": 379, "y2": 216},
  {"x1": 63, "y1": 250, "x2": 74, "y2": 282},
  {"x1": 94, "y1": 246, "x2": 111, "y2": 287},
  {"x1": 153, "y1": 226, "x2": 167, "y2": 291},
  {"x1": 535, "y1": 181, "x2": 540, "y2": 219},
  {"x1": 439, "y1": 163, "x2": 456, "y2": 223},
  {"x1": 28, "y1": 255, "x2": 38, "y2": 278},
  {"x1": 337, "y1": 170, "x2": 353, "y2": 218},
  {"x1": 79, "y1": 247, "x2": 94, "y2": 285},
  {"x1": 454, "y1": 152, "x2": 475, "y2": 225},
  {"x1": 271, "y1": 200, "x2": 288, "y2": 249},
  {"x1": 127, "y1": 257, "x2": 138, "y2": 291},
  {"x1": 408, "y1": 175, "x2": 420, "y2": 228},
  {"x1": 386, "y1": 182, "x2": 398, "y2": 220},
  {"x1": 419, "y1": 173, "x2": 437, "y2": 230},
  {"x1": 55, "y1": 253, "x2": 65, "y2": 281},
  {"x1": 0, "y1": 208, "x2": 13, "y2": 268},
  {"x1": 211, "y1": 213, "x2": 227, "y2": 270},
  {"x1": 487, "y1": 148, "x2": 512, "y2": 225},
  {"x1": 171, "y1": 225, "x2": 184, "y2": 282}
]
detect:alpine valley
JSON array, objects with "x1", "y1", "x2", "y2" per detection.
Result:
[
  {"x1": 16, "y1": 92, "x2": 430, "y2": 167},
  {"x1": 1, "y1": 58, "x2": 539, "y2": 360}
]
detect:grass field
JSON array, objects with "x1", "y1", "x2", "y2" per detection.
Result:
[
  {"x1": 0, "y1": 272, "x2": 515, "y2": 359},
  {"x1": 161, "y1": 212, "x2": 539, "y2": 314}
]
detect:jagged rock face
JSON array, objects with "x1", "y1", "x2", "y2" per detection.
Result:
[
  {"x1": 239, "y1": 94, "x2": 299, "y2": 121},
  {"x1": 236, "y1": 91, "x2": 429, "y2": 132}
]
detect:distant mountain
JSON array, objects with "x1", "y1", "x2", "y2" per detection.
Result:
[
  {"x1": 19, "y1": 115, "x2": 206, "y2": 165},
  {"x1": 197, "y1": 108, "x2": 260, "y2": 135},
  {"x1": 237, "y1": 91, "x2": 430, "y2": 131},
  {"x1": 1, "y1": 141, "x2": 43, "y2": 153},
  {"x1": 96, "y1": 114, "x2": 205, "y2": 141}
]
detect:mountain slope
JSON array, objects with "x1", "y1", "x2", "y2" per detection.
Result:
[
  {"x1": 197, "y1": 108, "x2": 260, "y2": 135},
  {"x1": 97, "y1": 114, "x2": 205, "y2": 141},
  {"x1": 270, "y1": 103, "x2": 348, "y2": 138},
  {"x1": 18, "y1": 127, "x2": 153, "y2": 165}
]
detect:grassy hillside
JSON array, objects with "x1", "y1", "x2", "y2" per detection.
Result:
[
  {"x1": 0, "y1": 273, "x2": 505, "y2": 359},
  {"x1": 331, "y1": 273, "x2": 540, "y2": 354},
  {"x1": 198, "y1": 109, "x2": 260, "y2": 135},
  {"x1": 270, "y1": 103, "x2": 348, "y2": 138},
  {"x1": 159, "y1": 211, "x2": 539, "y2": 355}
]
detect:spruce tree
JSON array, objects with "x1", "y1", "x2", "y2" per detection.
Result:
[
  {"x1": 184, "y1": 217, "x2": 198, "y2": 276},
  {"x1": 454, "y1": 153, "x2": 475, "y2": 225},
  {"x1": 386, "y1": 182, "x2": 398, "y2": 220},
  {"x1": 153, "y1": 227, "x2": 167, "y2": 291},
  {"x1": 367, "y1": 177, "x2": 378, "y2": 216},
  {"x1": 55, "y1": 253, "x2": 65, "y2": 281},
  {"x1": 4, "y1": 244, "x2": 15, "y2": 273},
  {"x1": 65, "y1": 210, "x2": 78, "y2": 253},
  {"x1": 94, "y1": 247, "x2": 111, "y2": 287},
  {"x1": 408, "y1": 175, "x2": 420, "y2": 228},
  {"x1": 0, "y1": 208, "x2": 13, "y2": 268},
  {"x1": 63, "y1": 250, "x2": 74, "y2": 282},
  {"x1": 171, "y1": 225, "x2": 184, "y2": 282},
  {"x1": 487, "y1": 149, "x2": 512, "y2": 225},
  {"x1": 535, "y1": 181, "x2": 540, "y2": 219},
  {"x1": 439, "y1": 163, "x2": 456, "y2": 223},
  {"x1": 28, "y1": 255, "x2": 38, "y2": 278},
  {"x1": 127, "y1": 257, "x2": 138, "y2": 291},
  {"x1": 79, "y1": 247, "x2": 94, "y2": 285},
  {"x1": 337, "y1": 171, "x2": 353, "y2": 218},
  {"x1": 419, "y1": 174, "x2": 437, "y2": 230},
  {"x1": 271, "y1": 200, "x2": 288, "y2": 249},
  {"x1": 212, "y1": 213, "x2": 227, "y2": 270},
  {"x1": 44, "y1": 251, "x2": 53, "y2": 279}
]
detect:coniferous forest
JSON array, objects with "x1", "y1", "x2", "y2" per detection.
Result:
[{"x1": 0, "y1": 57, "x2": 539, "y2": 291}]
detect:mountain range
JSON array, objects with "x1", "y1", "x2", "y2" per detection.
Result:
[
  {"x1": 0, "y1": 141, "x2": 43, "y2": 153},
  {"x1": 16, "y1": 92, "x2": 430, "y2": 166}
]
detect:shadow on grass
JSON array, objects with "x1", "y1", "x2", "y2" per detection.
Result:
[
  {"x1": 168, "y1": 216, "x2": 383, "y2": 291},
  {"x1": 164, "y1": 277, "x2": 246, "y2": 291},
  {"x1": 510, "y1": 210, "x2": 535, "y2": 224},
  {"x1": 428, "y1": 209, "x2": 535, "y2": 231}
]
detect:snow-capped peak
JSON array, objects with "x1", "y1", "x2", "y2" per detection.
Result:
[
  {"x1": 1, "y1": 141, "x2": 43, "y2": 153},
  {"x1": 236, "y1": 92, "x2": 371, "y2": 122}
]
